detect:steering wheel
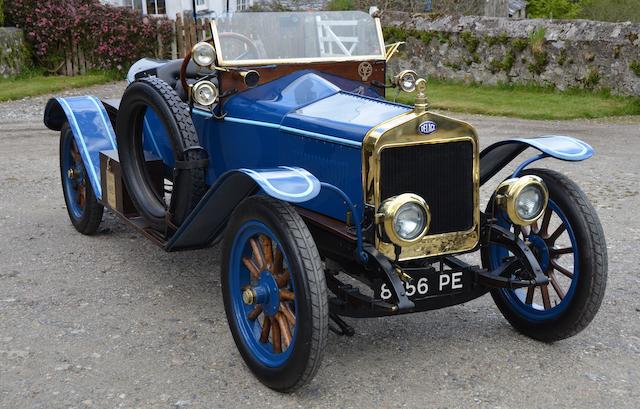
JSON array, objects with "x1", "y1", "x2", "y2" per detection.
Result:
[
  {"x1": 217, "y1": 32, "x2": 261, "y2": 61},
  {"x1": 180, "y1": 33, "x2": 261, "y2": 95}
]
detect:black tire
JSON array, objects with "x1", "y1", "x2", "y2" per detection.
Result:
[
  {"x1": 221, "y1": 196, "x2": 328, "y2": 392},
  {"x1": 59, "y1": 123, "x2": 103, "y2": 235},
  {"x1": 482, "y1": 168, "x2": 608, "y2": 342},
  {"x1": 116, "y1": 77, "x2": 207, "y2": 231}
]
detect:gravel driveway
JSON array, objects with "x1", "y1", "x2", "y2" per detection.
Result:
[{"x1": 1, "y1": 82, "x2": 639, "y2": 408}]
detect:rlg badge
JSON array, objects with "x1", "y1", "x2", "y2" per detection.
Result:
[{"x1": 418, "y1": 121, "x2": 437, "y2": 135}]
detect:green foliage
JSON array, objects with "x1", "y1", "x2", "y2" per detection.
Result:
[
  {"x1": 526, "y1": 28, "x2": 548, "y2": 75},
  {"x1": 501, "y1": 49, "x2": 516, "y2": 72},
  {"x1": 494, "y1": 32, "x2": 511, "y2": 46},
  {"x1": 583, "y1": 68, "x2": 601, "y2": 89},
  {"x1": 326, "y1": 0, "x2": 355, "y2": 11},
  {"x1": 527, "y1": 0, "x2": 581, "y2": 19},
  {"x1": 579, "y1": 0, "x2": 640, "y2": 23},
  {"x1": 529, "y1": 28, "x2": 546, "y2": 54},
  {"x1": 383, "y1": 27, "x2": 408, "y2": 43},
  {"x1": 557, "y1": 49, "x2": 568, "y2": 66},
  {"x1": 512, "y1": 38, "x2": 529, "y2": 53},
  {"x1": 489, "y1": 49, "x2": 516, "y2": 74},
  {"x1": 630, "y1": 61, "x2": 640, "y2": 77},
  {"x1": 444, "y1": 60, "x2": 462, "y2": 70},
  {"x1": 0, "y1": 0, "x2": 4, "y2": 26},
  {"x1": 460, "y1": 31, "x2": 480, "y2": 53},
  {"x1": 382, "y1": 27, "x2": 435, "y2": 46},
  {"x1": 436, "y1": 32, "x2": 450, "y2": 44},
  {"x1": 528, "y1": 51, "x2": 549, "y2": 75}
]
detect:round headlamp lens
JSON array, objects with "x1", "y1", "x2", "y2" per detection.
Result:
[
  {"x1": 400, "y1": 73, "x2": 417, "y2": 93},
  {"x1": 192, "y1": 42, "x2": 216, "y2": 67},
  {"x1": 393, "y1": 202, "x2": 426, "y2": 241},
  {"x1": 515, "y1": 185, "x2": 545, "y2": 221},
  {"x1": 192, "y1": 81, "x2": 218, "y2": 106}
]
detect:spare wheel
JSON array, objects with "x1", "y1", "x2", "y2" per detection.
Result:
[{"x1": 116, "y1": 77, "x2": 207, "y2": 232}]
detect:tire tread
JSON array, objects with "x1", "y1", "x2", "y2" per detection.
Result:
[{"x1": 487, "y1": 168, "x2": 607, "y2": 342}]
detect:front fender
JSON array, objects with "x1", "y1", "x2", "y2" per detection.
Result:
[
  {"x1": 480, "y1": 135, "x2": 593, "y2": 185},
  {"x1": 166, "y1": 167, "x2": 321, "y2": 251},
  {"x1": 44, "y1": 96, "x2": 118, "y2": 199}
]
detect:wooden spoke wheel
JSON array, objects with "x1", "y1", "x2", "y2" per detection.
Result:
[
  {"x1": 241, "y1": 234, "x2": 296, "y2": 354},
  {"x1": 221, "y1": 196, "x2": 328, "y2": 392},
  {"x1": 482, "y1": 169, "x2": 607, "y2": 342},
  {"x1": 59, "y1": 123, "x2": 103, "y2": 235}
]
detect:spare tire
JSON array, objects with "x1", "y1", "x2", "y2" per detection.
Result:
[{"x1": 116, "y1": 77, "x2": 207, "y2": 232}]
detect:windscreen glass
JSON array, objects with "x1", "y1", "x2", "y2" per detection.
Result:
[{"x1": 214, "y1": 11, "x2": 384, "y2": 64}]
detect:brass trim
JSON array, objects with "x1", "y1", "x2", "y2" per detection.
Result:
[
  {"x1": 363, "y1": 110, "x2": 481, "y2": 261},
  {"x1": 379, "y1": 193, "x2": 431, "y2": 246},
  {"x1": 393, "y1": 70, "x2": 418, "y2": 93},
  {"x1": 385, "y1": 41, "x2": 405, "y2": 62},
  {"x1": 210, "y1": 20, "x2": 386, "y2": 67},
  {"x1": 496, "y1": 175, "x2": 549, "y2": 226}
]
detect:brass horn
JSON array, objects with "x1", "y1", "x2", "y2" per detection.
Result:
[{"x1": 240, "y1": 70, "x2": 261, "y2": 88}]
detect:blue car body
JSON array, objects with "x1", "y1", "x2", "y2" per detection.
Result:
[{"x1": 44, "y1": 68, "x2": 593, "y2": 253}]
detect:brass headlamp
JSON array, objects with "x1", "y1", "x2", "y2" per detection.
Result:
[
  {"x1": 495, "y1": 175, "x2": 549, "y2": 226},
  {"x1": 393, "y1": 70, "x2": 418, "y2": 93},
  {"x1": 378, "y1": 193, "x2": 431, "y2": 247}
]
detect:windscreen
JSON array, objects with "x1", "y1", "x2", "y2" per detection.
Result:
[{"x1": 213, "y1": 11, "x2": 385, "y2": 65}]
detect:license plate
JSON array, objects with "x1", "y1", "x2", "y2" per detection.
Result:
[{"x1": 375, "y1": 268, "x2": 469, "y2": 301}]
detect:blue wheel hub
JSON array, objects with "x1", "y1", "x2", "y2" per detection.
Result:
[{"x1": 253, "y1": 271, "x2": 281, "y2": 316}]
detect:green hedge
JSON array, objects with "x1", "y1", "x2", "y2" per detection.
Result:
[{"x1": 0, "y1": 0, "x2": 5, "y2": 26}]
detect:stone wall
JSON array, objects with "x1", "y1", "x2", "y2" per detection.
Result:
[
  {"x1": 258, "y1": 0, "x2": 326, "y2": 10},
  {"x1": 432, "y1": 0, "x2": 509, "y2": 17},
  {"x1": 0, "y1": 28, "x2": 29, "y2": 78},
  {"x1": 383, "y1": 12, "x2": 640, "y2": 96}
]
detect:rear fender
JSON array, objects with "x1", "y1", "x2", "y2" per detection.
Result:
[
  {"x1": 166, "y1": 167, "x2": 321, "y2": 251},
  {"x1": 480, "y1": 135, "x2": 593, "y2": 185},
  {"x1": 44, "y1": 96, "x2": 118, "y2": 199}
]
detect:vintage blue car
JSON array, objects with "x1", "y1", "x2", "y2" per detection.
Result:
[{"x1": 44, "y1": 9, "x2": 607, "y2": 391}]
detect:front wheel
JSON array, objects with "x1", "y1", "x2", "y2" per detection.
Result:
[
  {"x1": 482, "y1": 168, "x2": 607, "y2": 342},
  {"x1": 59, "y1": 123, "x2": 104, "y2": 235},
  {"x1": 221, "y1": 196, "x2": 328, "y2": 392}
]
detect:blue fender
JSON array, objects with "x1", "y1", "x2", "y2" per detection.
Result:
[
  {"x1": 166, "y1": 166, "x2": 321, "y2": 251},
  {"x1": 480, "y1": 135, "x2": 594, "y2": 185},
  {"x1": 44, "y1": 96, "x2": 118, "y2": 199}
]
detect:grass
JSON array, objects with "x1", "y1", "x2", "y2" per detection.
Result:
[
  {"x1": 392, "y1": 80, "x2": 640, "y2": 120},
  {"x1": 0, "y1": 69, "x2": 121, "y2": 102},
  {"x1": 2, "y1": 68, "x2": 638, "y2": 120}
]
